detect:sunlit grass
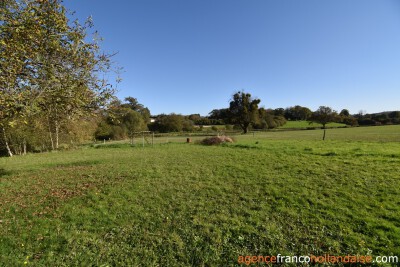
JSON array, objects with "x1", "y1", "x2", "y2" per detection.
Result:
[
  {"x1": 279, "y1": 120, "x2": 346, "y2": 129},
  {"x1": 1, "y1": 125, "x2": 399, "y2": 266}
]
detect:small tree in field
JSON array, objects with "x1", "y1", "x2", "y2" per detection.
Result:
[
  {"x1": 122, "y1": 110, "x2": 147, "y2": 144},
  {"x1": 228, "y1": 91, "x2": 260, "y2": 134},
  {"x1": 309, "y1": 106, "x2": 338, "y2": 140}
]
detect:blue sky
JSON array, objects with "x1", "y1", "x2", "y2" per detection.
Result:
[{"x1": 64, "y1": 0, "x2": 400, "y2": 116}]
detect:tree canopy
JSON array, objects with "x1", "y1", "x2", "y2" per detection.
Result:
[
  {"x1": 0, "y1": 0, "x2": 118, "y2": 156},
  {"x1": 228, "y1": 91, "x2": 261, "y2": 134},
  {"x1": 309, "y1": 106, "x2": 338, "y2": 140}
]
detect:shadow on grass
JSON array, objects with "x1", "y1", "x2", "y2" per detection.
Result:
[
  {"x1": 92, "y1": 143, "x2": 136, "y2": 149},
  {"x1": 47, "y1": 160, "x2": 101, "y2": 169},
  {"x1": 0, "y1": 168, "x2": 12, "y2": 177},
  {"x1": 223, "y1": 143, "x2": 261, "y2": 150}
]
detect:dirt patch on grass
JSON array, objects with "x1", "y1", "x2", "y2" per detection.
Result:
[
  {"x1": 0, "y1": 169, "x2": 99, "y2": 219},
  {"x1": 47, "y1": 160, "x2": 100, "y2": 169},
  {"x1": 49, "y1": 183, "x2": 95, "y2": 200}
]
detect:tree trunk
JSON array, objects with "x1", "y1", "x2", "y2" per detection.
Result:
[
  {"x1": 48, "y1": 118, "x2": 55, "y2": 150},
  {"x1": 49, "y1": 130, "x2": 54, "y2": 150},
  {"x1": 2, "y1": 127, "x2": 13, "y2": 157},
  {"x1": 23, "y1": 139, "x2": 27, "y2": 155},
  {"x1": 55, "y1": 120, "x2": 59, "y2": 149},
  {"x1": 241, "y1": 123, "x2": 249, "y2": 134},
  {"x1": 53, "y1": 106, "x2": 60, "y2": 150},
  {"x1": 322, "y1": 128, "x2": 326, "y2": 140}
]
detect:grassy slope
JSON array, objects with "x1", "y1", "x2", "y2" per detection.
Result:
[
  {"x1": 279, "y1": 120, "x2": 346, "y2": 129},
  {"x1": 1, "y1": 126, "x2": 399, "y2": 266}
]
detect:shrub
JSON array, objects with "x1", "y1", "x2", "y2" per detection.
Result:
[{"x1": 225, "y1": 124, "x2": 233, "y2": 130}]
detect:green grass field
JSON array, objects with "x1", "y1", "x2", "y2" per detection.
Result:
[
  {"x1": 1, "y1": 125, "x2": 399, "y2": 266},
  {"x1": 278, "y1": 120, "x2": 346, "y2": 129}
]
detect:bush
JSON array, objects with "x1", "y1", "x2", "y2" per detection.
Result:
[
  {"x1": 183, "y1": 120, "x2": 194, "y2": 131},
  {"x1": 58, "y1": 144, "x2": 70, "y2": 150},
  {"x1": 233, "y1": 125, "x2": 242, "y2": 131},
  {"x1": 201, "y1": 136, "x2": 234, "y2": 145},
  {"x1": 149, "y1": 114, "x2": 194, "y2": 133},
  {"x1": 225, "y1": 124, "x2": 233, "y2": 130},
  {"x1": 95, "y1": 121, "x2": 113, "y2": 140}
]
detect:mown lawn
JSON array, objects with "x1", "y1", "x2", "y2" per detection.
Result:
[{"x1": 1, "y1": 126, "x2": 399, "y2": 266}]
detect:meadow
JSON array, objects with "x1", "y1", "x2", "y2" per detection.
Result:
[
  {"x1": 1, "y1": 125, "x2": 399, "y2": 266},
  {"x1": 278, "y1": 120, "x2": 346, "y2": 129}
]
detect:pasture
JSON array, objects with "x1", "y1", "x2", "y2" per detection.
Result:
[
  {"x1": 1, "y1": 125, "x2": 399, "y2": 266},
  {"x1": 278, "y1": 120, "x2": 346, "y2": 129}
]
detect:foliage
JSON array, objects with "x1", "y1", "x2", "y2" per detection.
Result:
[
  {"x1": 389, "y1": 111, "x2": 400, "y2": 119},
  {"x1": 121, "y1": 97, "x2": 151, "y2": 123},
  {"x1": 357, "y1": 111, "x2": 400, "y2": 126},
  {"x1": 339, "y1": 109, "x2": 350, "y2": 117},
  {"x1": 308, "y1": 106, "x2": 339, "y2": 140},
  {"x1": 122, "y1": 109, "x2": 146, "y2": 143},
  {"x1": 208, "y1": 108, "x2": 230, "y2": 123},
  {"x1": 228, "y1": 91, "x2": 261, "y2": 134},
  {"x1": 0, "y1": 0, "x2": 118, "y2": 156},
  {"x1": 149, "y1": 114, "x2": 194, "y2": 133},
  {"x1": 284, "y1": 105, "x2": 312, "y2": 120},
  {"x1": 94, "y1": 121, "x2": 114, "y2": 140},
  {"x1": 253, "y1": 108, "x2": 286, "y2": 129},
  {"x1": 309, "y1": 106, "x2": 338, "y2": 128},
  {"x1": 94, "y1": 97, "x2": 148, "y2": 140}
]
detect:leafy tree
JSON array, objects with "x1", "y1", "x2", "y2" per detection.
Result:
[
  {"x1": 284, "y1": 106, "x2": 312, "y2": 120},
  {"x1": 0, "y1": 0, "x2": 36, "y2": 156},
  {"x1": 152, "y1": 114, "x2": 183, "y2": 132},
  {"x1": 148, "y1": 114, "x2": 194, "y2": 133},
  {"x1": 95, "y1": 97, "x2": 150, "y2": 140},
  {"x1": 182, "y1": 119, "x2": 194, "y2": 132},
  {"x1": 342, "y1": 116, "x2": 358, "y2": 126},
  {"x1": 208, "y1": 108, "x2": 230, "y2": 123},
  {"x1": 228, "y1": 91, "x2": 260, "y2": 134},
  {"x1": 254, "y1": 108, "x2": 286, "y2": 129},
  {"x1": 122, "y1": 97, "x2": 144, "y2": 111},
  {"x1": 273, "y1": 115, "x2": 287, "y2": 128},
  {"x1": 95, "y1": 121, "x2": 114, "y2": 140},
  {"x1": 339, "y1": 109, "x2": 350, "y2": 117},
  {"x1": 299, "y1": 106, "x2": 312, "y2": 120},
  {"x1": 309, "y1": 106, "x2": 338, "y2": 140},
  {"x1": 122, "y1": 110, "x2": 146, "y2": 144},
  {"x1": 122, "y1": 97, "x2": 151, "y2": 123},
  {"x1": 389, "y1": 111, "x2": 400, "y2": 119},
  {"x1": 188, "y1": 114, "x2": 201, "y2": 122},
  {"x1": 338, "y1": 109, "x2": 358, "y2": 126},
  {"x1": 273, "y1": 108, "x2": 285, "y2": 117},
  {"x1": 0, "y1": 0, "x2": 117, "y2": 155},
  {"x1": 388, "y1": 111, "x2": 400, "y2": 124}
]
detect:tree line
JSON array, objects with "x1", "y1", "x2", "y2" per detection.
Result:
[
  {"x1": 98, "y1": 91, "x2": 397, "y2": 139},
  {"x1": 93, "y1": 92, "x2": 288, "y2": 139},
  {"x1": 93, "y1": 91, "x2": 353, "y2": 138}
]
